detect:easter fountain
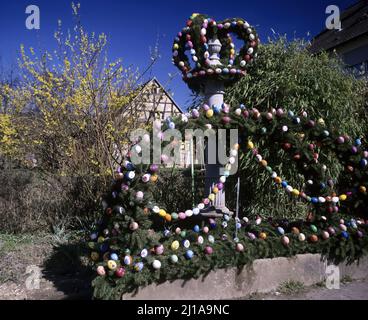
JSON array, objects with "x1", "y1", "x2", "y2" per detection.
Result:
[{"x1": 88, "y1": 13, "x2": 368, "y2": 301}]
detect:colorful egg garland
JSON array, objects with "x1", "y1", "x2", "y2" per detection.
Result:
[
  {"x1": 172, "y1": 14, "x2": 259, "y2": 92},
  {"x1": 92, "y1": 98, "x2": 368, "y2": 281}
]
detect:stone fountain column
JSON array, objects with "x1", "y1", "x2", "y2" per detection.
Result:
[{"x1": 200, "y1": 38, "x2": 233, "y2": 218}]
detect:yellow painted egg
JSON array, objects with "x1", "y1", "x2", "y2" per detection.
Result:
[
  {"x1": 206, "y1": 109, "x2": 214, "y2": 118},
  {"x1": 159, "y1": 209, "x2": 167, "y2": 217},
  {"x1": 208, "y1": 193, "x2": 215, "y2": 201},
  {"x1": 259, "y1": 232, "x2": 267, "y2": 240},
  {"x1": 171, "y1": 240, "x2": 180, "y2": 251},
  {"x1": 107, "y1": 260, "x2": 117, "y2": 271}
]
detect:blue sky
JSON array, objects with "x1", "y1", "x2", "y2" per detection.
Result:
[{"x1": 0, "y1": 0, "x2": 355, "y2": 110}]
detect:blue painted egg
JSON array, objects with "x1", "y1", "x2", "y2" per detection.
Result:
[
  {"x1": 123, "y1": 255, "x2": 132, "y2": 265},
  {"x1": 360, "y1": 159, "x2": 368, "y2": 167},
  {"x1": 193, "y1": 225, "x2": 200, "y2": 233},
  {"x1": 341, "y1": 231, "x2": 349, "y2": 239},
  {"x1": 185, "y1": 250, "x2": 194, "y2": 259},
  {"x1": 209, "y1": 219, "x2": 217, "y2": 229},
  {"x1": 110, "y1": 253, "x2": 119, "y2": 261},
  {"x1": 100, "y1": 243, "x2": 109, "y2": 252},
  {"x1": 213, "y1": 105, "x2": 221, "y2": 114},
  {"x1": 311, "y1": 197, "x2": 319, "y2": 204},
  {"x1": 124, "y1": 162, "x2": 135, "y2": 171}
]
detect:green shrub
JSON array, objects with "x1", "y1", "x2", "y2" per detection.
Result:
[{"x1": 0, "y1": 157, "x2": 107, "y2": 234}]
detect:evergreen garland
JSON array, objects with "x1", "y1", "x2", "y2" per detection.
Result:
[{"x1": 89, "y1": 102, "x2": 368, "y2": 300}]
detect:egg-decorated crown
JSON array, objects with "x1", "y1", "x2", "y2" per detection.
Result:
[{"x1": 172, "y1": 14, "x2": 259, "y2": 93}]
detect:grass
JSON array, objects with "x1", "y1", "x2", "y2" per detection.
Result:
[
  {"x1": 0, "y1": 230, "x2": 88, "y2": 282},
  {"x1": 277, "y1": 280, "x2": 305, "y2": 295},
  {"x1": 0, "y1": 233, "x2": 40, "y2": 257},
  {"x1": 0, "y1": 228, "x2": 85, "y2": 255}
]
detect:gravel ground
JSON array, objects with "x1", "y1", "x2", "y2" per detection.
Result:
[
  {"x1": 290, "y1": 279, "x2": 368, "y2": 300},
  {"x1": 244, "y1": 278, "x2": 368, "y2": 300},
  {"x1": 1, "y1": 276, "x2": 367, "y2": 300}
]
